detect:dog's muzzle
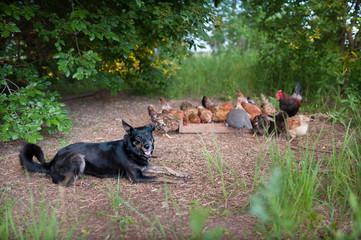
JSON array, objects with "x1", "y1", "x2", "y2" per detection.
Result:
[{"x1": 142, "y1": 143, "x2": 153, "y2": 158}]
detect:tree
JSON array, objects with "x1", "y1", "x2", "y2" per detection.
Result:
[
  {"x1": 240, "y1": 0, "x2": 361, "y2": 97},
  {"x1": 0, "y1": 0, "x2": 216, "y2": 143}
]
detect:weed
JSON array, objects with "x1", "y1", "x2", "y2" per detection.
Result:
[
  {"x1": 250, "y1": 124, "x2": 361, "y2": 238},
  {"x1": 189, "y1": 206, "x2": 225, "y2": 240},
  {"x1": 0, "y1": 188, "x2": 76, "y2": 239},
  {"x1": 199, "y1": 133, "x2": 245, "y2": 199}
]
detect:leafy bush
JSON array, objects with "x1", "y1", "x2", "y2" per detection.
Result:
[
  {"x1": 0, "y1": 68, "x2": 72, "y2": 143},
  {"x1": 0, "y1": 0, "x2": 216, "y2": 143}
]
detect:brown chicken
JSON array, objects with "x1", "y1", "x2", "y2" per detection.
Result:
[
  {"x1": 159, "y1": 97, "x2": 184, "y2": 121},
  {"x1": 241, "y1": 101, "x2": 262, "y2": 122},
  {"x1": 260, "y1": 94, "x2": 277, "y2": 115},
  {"x1": 276, "y1": 82, "x2": 303, "y2": 117},
  {"x1": 235, "y1": 89, "x2": 248, "y2": 103},
  {"x1": 201, "y1": 96, "x2": 215, "y2": 109},
  {"x1": 147, "y1": 105, "x2": 179, "y2": 138},
  {"x1": 182, "y1": 106, "x2": 200, "y2": 124},
  {"x1": 234, "y1": 90, "x2": 262, "y2": 121},
  {"x1": 286, "y1": 115, "x2": 314, "y2": 143},
  {"x1": 159, "y1": 97, "x2": 172, "y2": 111},
  {"x1": 183, "y1": 106, "x2": 199, "y2": 117},
  {"x1": 180, "y1": 101, "x2": 193, "y2": 111},
  {"x1": 209, "y1": 103, "x2": 233, "y2": 122},
  {"x1": 188, "y1": 113, "x2": 201, "y2": 123},
  {"x1": 198, "y1": 107, "x2": 212, "y2": 123}
]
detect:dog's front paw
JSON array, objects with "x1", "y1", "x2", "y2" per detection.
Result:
[{"x1": 175, "y1": 172, "x2": 189, "y2": 178}]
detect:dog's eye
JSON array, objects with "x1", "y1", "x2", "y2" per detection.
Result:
[
  {"x1": 136, "y1": 136, "x2": 141, "y2": 141},
  {"x1": 146, "y1": 133, "x2": 151, "y2": 139}
]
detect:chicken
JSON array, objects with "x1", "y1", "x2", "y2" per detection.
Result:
[
  {"x1": 198, "y1": 107, "x2": 212, "y2": 123},
  {"x1": 247, "y1": 97, "x2": 257, "y2": 105},
  {"x1": 235, "y1": 89, "x2": 248, "y2": 103},
  {"x1": 188, "y1": 113, "x2": 201, "y2": 123},
  {"x1": 182, "y1": 115, "x2": 190, "y2": 125},
  {"x1": 202, "y1": 95, "x2": 232, "y2": 122},
  {"x1": 168, "y1": 109, "x2": 184, "y2": 122},
  {"x1": 252, "y1": 113, "x2": 272, "y2": 137},
  {"x1": 162, "y1": 109, "x2": 184, "y2": 122},
  {"x1": 226, "y1": 109, "x2": 252, "y2": 136},
  {"x1": 182, "y1": 106, "x2": 200, "y2": 124},
  {"x1": 286, "y1": 115, "x2": 314, "y2": 143},
  {"x1": 276, "y1": 82, "x2": 303, "y2": 117},
  {"x1": 202, "y1": 96, "x2": 215, "y2": 109},
  {"x1": 147, "y1": 105, "x2": 179, "y2": 138},
  {"x1": 234, "y1": 97, "x2": 246, "y2": 111},
  {"x1": 159, "y1": 97, "x2": 172, "y2": 111},
  {"x1": 183, "y1": 106, "x2": 199, "y2": 117},
  {"x1": 210, "y1": 103, "x2": 233, "y2": 122},
  {"x1": 159, "y1": 97, "x2": 184, "y2": 121},
  {"x1": 260, "y1": 94, "x2": 277, "y2": 115},
  {"x1": 267, "y1": 111, "x2": 287, "y2": 137},
  {"x1": 180, "y1": 101, "x2": 193, "y2": 111},
  {"x1": 234, "y1": 90, "x2": 262, "y2": 120},
  {"x1": 241, "y1": 101, "x2": 262, "y2": 122}
]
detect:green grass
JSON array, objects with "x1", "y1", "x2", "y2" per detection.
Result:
[
  {"x1": 0, "y1": 189, "x2": 76, "y2": 240},
  {"x1": 167, "y1": 50, "x2": 260, "y2": 100},
  {"x1": 249, "y1": 126, "x2": 361, "y2": 239},
  {"x1": 199, "y1": 133, "x2": 245, "y2": 200}
]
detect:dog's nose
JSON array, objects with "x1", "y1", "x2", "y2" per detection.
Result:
[{"x1": 144, "y1": 143, "x2": 150, "y2": 149}]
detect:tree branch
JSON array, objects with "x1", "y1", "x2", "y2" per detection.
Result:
[{"x1": 350, "y1": 0, "x2": 360, "y2": 28}]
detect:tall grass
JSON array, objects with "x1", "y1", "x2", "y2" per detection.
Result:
[
  {"x1": 167, "y1": 50, "x2": 259, "y2": 99},
  {"x1": 249, "y1": 126, "x2": 361, "y2": 238},
  {"x1": 0, "y1": 189, "x2": 75, "y2": 240}
]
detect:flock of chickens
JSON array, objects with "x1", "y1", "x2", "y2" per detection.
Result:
[{"x1": 147, "y1": 82, "x2": 314, "y2": 142}]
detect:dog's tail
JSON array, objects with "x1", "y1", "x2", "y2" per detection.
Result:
[{"x1": 19, "y1": 143, "x2": 51, "y2": 174}]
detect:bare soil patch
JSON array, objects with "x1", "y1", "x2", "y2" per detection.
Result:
[{"x1": 0, "y1": 89, "x2": 348, "y2": 239}]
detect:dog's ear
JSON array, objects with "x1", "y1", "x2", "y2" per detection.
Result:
[{"x1": 122, "y1": 120, "x2": 134, "y2": 134}]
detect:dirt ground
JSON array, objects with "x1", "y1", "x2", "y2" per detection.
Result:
[{"x1": 0, "y1": 89, "x2": 349, "y2": 239}]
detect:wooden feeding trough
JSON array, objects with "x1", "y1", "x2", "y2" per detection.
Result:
[{"x1": 178, "y1": 119, "x2": 253, "y2": 134}]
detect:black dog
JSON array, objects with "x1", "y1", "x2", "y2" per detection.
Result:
[{"x1": 19, "y1": 120, "x2": 187, "y2": 186}]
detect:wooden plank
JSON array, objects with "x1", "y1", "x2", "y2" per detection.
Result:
[{"x1": 178, "y1": 120, "x2": 253, "y2": 134}]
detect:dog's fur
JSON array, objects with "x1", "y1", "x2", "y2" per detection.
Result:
[{"x1": 19, "y1": 120, "x2": 187, "y2": 186}]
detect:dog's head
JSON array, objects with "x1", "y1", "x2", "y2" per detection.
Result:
[{"x1": 122, "y1": 120, "x2": 155, "y2": 164}]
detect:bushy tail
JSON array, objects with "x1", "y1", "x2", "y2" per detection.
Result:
[
  {"x1": 19, "y1": 144, "x2": 50, "y2": 174},
  {"x1": 291, "y1": 82, "x2": 303, "y2": 102}
]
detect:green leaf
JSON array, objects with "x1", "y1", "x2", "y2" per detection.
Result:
[
  {"x1": 2, "y1": 30, "x2": 10, "y2": 38},
  {"x1": 51, "y1": 119, "x2": 60, "y2": 126}
]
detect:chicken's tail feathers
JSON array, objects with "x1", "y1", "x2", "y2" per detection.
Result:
[
  {"x1": 19, "y1": 143, "x2": 51, "y2": 174},
  {"x1": 291, "y1": 82, "x2": 303, "y2": 101}
]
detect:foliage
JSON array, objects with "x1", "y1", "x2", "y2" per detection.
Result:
[
  {"x1": 190, "y1": 206, "x2": 224, "y2": 240},
  {"x1": 250, "y1": 126, "x2": 361, "y2": 238},
  {"x1": 168, "y1": 0, "x2": 361, "y2": 125},
  {"x1": 0, "y1": 68, "x2": 72, "y2": 143},
  {"x1": 0, "y1": 189, "x2": 76, "y2": 240},
  {"x1": 168, "y1": 50, "x2": 259, "y2": 100},
  {"x1": 239, "y1": 0, "x2": 361, "y2": 122},
  {"x1": 0, "y1": 0, "x2": 216, "y2": 142}
]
